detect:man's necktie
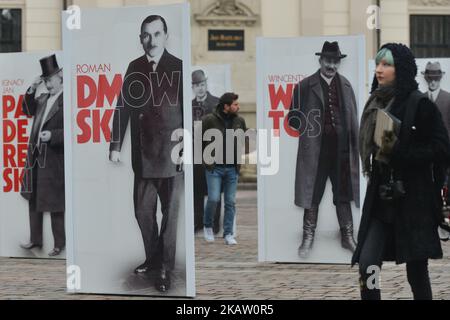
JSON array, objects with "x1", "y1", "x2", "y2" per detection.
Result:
[
  {"x1": 429, "y1": 92, "x2": 435, "y2": 102},
  {"x1": 149, "y1": 60, "x2": 156, "y2": 72}
]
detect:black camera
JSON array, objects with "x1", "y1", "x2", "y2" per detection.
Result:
[{"x1": 379, "y1": 180, "x2": 406, "y2": 201}]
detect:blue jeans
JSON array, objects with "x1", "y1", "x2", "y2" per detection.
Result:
[{"x1": 204, "y1": 165, "x2": 239, "y2": 237}]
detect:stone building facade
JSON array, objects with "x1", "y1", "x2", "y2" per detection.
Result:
[
  {"x1": 0, "y1": 0, "x2": 449, "y2": 181},
  {"x1": 1, "y1": 0, "x2": 450, "y2": 126}
]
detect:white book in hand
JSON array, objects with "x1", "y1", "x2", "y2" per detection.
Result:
[{"x1": 374, "y1": 109, "x2": 401, "y2": 147}]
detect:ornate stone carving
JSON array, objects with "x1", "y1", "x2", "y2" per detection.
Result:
[
  {"x1": 410, "y1": 0, "x2": 450, "y2": 6},
  {"x1": 194, "y1": 0, "x2": 258, "y2": 27}
]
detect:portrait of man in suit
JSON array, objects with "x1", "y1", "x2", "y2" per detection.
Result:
[
  {"x1": 192, "y1": 69, "x2": 220, "y2": 121},
  {"x1": 422, "y1": 61, "x2": 450, "y2": 137},
  {"x1": 422, "y1": 62, "x2": 450, "y2": 233},
  {"x1": 20, "y1": 54, "x2": 65, "y2": 257},
  {"x1": 191, "y1": 69, "x2": 221, "y2": 234},
  {"x1": 287, "y1": 41, "x2": 360, "y2": 259},
  {"x1": 109, "y1": 15, "x2": 183, "y2": 293}
]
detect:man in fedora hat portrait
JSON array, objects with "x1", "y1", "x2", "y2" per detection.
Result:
[
  {"x1": 191, "y1": 69, "x2": 222, "y2": 234},
  {"x1": 422, "y1": 61, "x2": 450, "y2": 136},
  {"x1": 192, "y1": 69, "x2": 220, "y2": 120},
  {"x1": 422, "y1": 62, "x2": 450, "y2": 238},
  {"x1": 287, "y1": 41, "x2": 360, "y2": 259},
  {"x1": 20, "y1": 54, "x2": 65, "y2": 257}
]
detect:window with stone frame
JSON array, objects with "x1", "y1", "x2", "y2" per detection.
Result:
[
  {"x1": 410, "y1": 15, "x2": 450, "y2": 58},
  {"x1": 0, "y1": 8, "x2": 21, "y2": 53}
]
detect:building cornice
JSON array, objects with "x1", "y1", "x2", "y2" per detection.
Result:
[
  {"x1": 194, "y1": 0, "x2": 259, "y2": 27},
  {"x1": 410, "y1": 0, "x2": 450, "y2": 5}
]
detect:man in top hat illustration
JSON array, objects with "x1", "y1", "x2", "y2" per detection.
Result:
[
  {"x1": 287, "y1": 41, "x2": 360, "y2": 258},
  {"x1": 20, "y1": 54, "x2": 65, "y2": 257},
  {"x1": 191, "y1": 69, "x2": 221, "y2": 234},
  {"x1": 422, "y1": 61, "x2": 450, "y2": 136}
]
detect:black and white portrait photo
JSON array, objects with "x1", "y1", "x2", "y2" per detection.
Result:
[
  {"x1": 420, "y1": 61, "x2": 450, "y2": 136},
  {"x1": 21, "y1": 54, "x2": 65, "y2": 257},
  {"x1": 257, "y1": 36, "x2": 365, "y2": 264},
  {"x1": 287, "y1": 41, "x2": 360, "y2": 259},
  {"x1": 62, "y1": 4, "x2": 194, "y2": 297},
  {"x1": 0, "y1": 51, "x2": 66, "y2": 260},
  {"x1": 191, "y1": 65, "x2": 231, "y2": 234}
]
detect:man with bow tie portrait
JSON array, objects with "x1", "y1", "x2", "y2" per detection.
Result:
[
  {"x1": 20, "y1": 54, "x2": 65, "y2": 257},
  {"x1": 109, "y1": 14, "x2": 184, "y2": 293}
]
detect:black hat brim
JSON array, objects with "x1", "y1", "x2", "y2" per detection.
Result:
[
  {"x1": 421, "y1": 71, "x2": 445, "y2": 75},
  {"x1": 315, "y1": 52, "x2": 347, "y2": 59},
  {"x1": 192, "y1": 79, "x2": 208, "y2": 85},
  {"x1": 41, "y1": 68, "x2": 63, "y2": 79}
]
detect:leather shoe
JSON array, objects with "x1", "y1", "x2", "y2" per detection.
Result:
[
  {"x1": 20, "y1": 242, "x2": 42, "y2": 250},
  {"x1": 155, "y1": 269, "x2": 171, "y2": 292},
  {"x1": 134, "y1": 261, "x2": 154, "y2": 274},
  {"x1": 298, "y1": 235, "x2": 314, "y2": 258},
  {"x1": 341, "y1": 230, "x2": 357, "y2": 253},
  {"x1": 48, "y1": 247, "x2": 64, "y2": 257}
]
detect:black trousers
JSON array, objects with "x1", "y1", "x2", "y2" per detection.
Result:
[
  {"x1": 358, "y1": 217, "x2": 432, "y2": 300},
  {"x1": 29, "y1": 209, "x2": 65, "y2": 248},
  {"x1": 133, "y1": 174, "x2": 182, "y2": 271},
  {"x1": 312, "y1": 131, "x2": 352, "y2": 206}
]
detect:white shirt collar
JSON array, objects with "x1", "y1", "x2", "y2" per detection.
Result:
[
  {"x1": 146, "y1": 50, "x2": 164, "y2": 70},
  {"x1": 196, "y1": 93, "x2": 208, "y2": 103},
  {"x1": 38, "y1": 89, "x2": 62, "y2": 145},
  {"x1": 429, "y1": 88, "x2": 441, "y2": 102},
  {"x1": 45, "y1": 89, "x2": 62, "y2": 113},
  {"x1": 320, "y1": 72, "x2": 334, "y2": 86},
  {"x1": 51, "y1": 89, "x2": 63, "y2": 99}
]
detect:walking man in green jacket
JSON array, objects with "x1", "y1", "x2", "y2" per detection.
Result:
[{"x1": 201, "y1": 92, "x2": 248, "y2": 245}]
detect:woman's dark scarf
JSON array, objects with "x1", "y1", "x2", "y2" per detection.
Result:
[
  {"x1": 360, "y1": 43, "x2": 419, "y2": 176},
  {"x1": 359, "y1": 85, "x2": 396, "y2": 176}
]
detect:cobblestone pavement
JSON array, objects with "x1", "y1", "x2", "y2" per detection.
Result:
[{"x1": 1, "y1": 188, "x2": 449, "y2": 300}]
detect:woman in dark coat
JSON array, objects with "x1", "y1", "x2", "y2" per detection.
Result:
[{"x1": 354, "y1": 43, "x2": 450, "y2": 300}]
